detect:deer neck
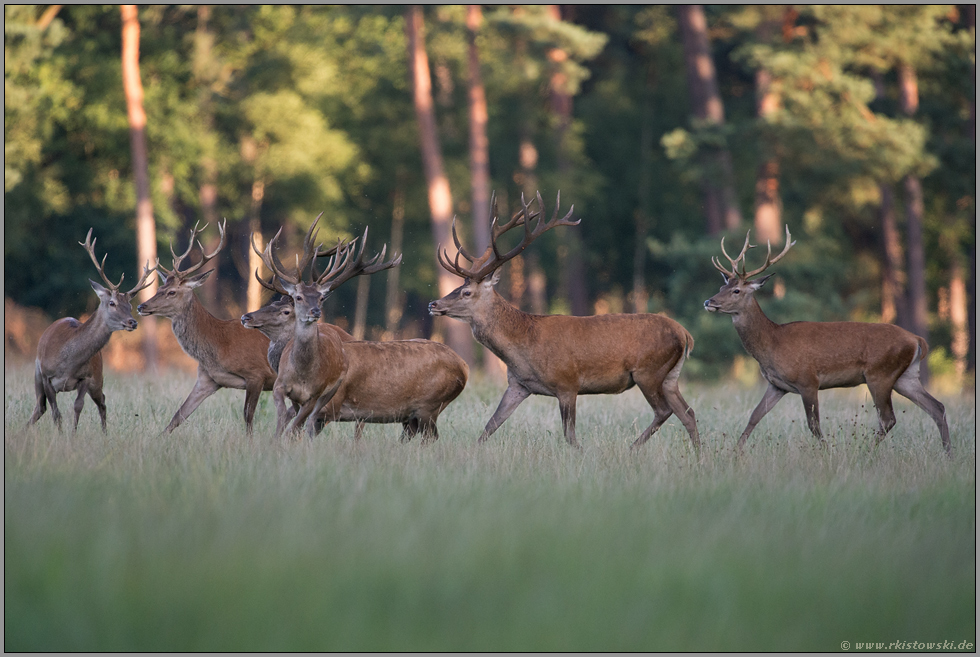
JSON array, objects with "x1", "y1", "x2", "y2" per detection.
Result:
[
  {"x1": 287, "y1": 319, "x2": 323, "y2": 368},
  {"x1": 62, "y1": 309, "x2": 114, "y2": 366},
  {"x1": 169, "y1": 295, "x2": 223, "y2": 361},
  {"x1": 731, "y1": 298, "x2": 779, "y2": 360},
  {"x1": 469, "y1": 292, "x2": 536, "y2": 363}
]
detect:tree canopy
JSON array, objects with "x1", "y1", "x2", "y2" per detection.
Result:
[{"x1": 4, "y1": 5, "x2": 975, "y2": 381}]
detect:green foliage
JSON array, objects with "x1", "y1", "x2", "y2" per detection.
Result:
[{"x1": 3, "y1": 5, "x2": 975, "y2": 377}]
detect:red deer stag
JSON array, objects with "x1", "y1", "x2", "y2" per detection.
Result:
[
  {"x1": 255, "y1": 220, "x2": 400, "y2": 438},
  {"x1": 136, "y1": 220, "x2": 277, "y2": 434},
  {"x1": 704, "y1": 227, "x2": 950, "y2": 454},
  {"x1": 428, "y1": 192, "x2": 701, "y2": 453},
  {"x1": 242, "y1": 278, "x2": 468, "y2": 443},
  {"x1": 28, "y1": 229, "x2": 154, "y2": 432}
]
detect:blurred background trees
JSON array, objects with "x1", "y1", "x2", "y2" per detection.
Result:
[{"x1": 4, "y1": 5, "x2": 975, "y2": 388}]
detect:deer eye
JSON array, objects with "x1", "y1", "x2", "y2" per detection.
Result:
[
  {"x1": 108, "y1": 300, "x2": 116, "y2": 307},
  {"x1": 283, "y1": 309, "x2": 291, "y2": 316},
  {"x1": 462, "y1": 289, "x2": 472, "y2": 298},
  {"x1": 733, "y1": 289, "x2": 740, "y2": 294},
  {"x1": 167, "y1": 290, "x2": 176, "y2": 297}
]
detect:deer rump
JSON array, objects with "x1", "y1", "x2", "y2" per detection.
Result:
[{"x1": 318, "y1": 340, "x2": 468, "y2": 425}]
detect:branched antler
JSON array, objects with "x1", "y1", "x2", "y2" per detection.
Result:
[
  {"x1": 80, "y1": 228, "x2": 155, "y2": 296},
  {"x1": 437, "y1": 190, "x2": 576, "y2": 282},
  {"x1": 712, "y1": 225, "x2": 795, "y2": 280},
  {"x1": 158, "y1": 219, "x2": 227, "y2": 280}
]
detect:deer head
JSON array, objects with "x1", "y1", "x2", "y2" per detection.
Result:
[
  {"x1": 137, "y1": 219, "x2": 227, "y2": 317},
  {"x1": 704, "y1": 225, "x2": 795, "y2": 315},
  {"x1": 80, "y1": 228, "x2": 155, "y2": 331},
  {"x1": 428, "y1": 191, "x2": 576, "y2": 321},
  {"x1": 254, "y1": 215, "x2": 401, "y2": 326}
]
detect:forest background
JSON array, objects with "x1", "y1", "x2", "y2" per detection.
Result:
[{"x1": 4, "y1": 5, "x2": 976, "y2": 389}]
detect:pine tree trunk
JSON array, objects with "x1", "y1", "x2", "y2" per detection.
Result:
[
  {"x1": 195, "y1": 5, "x2": 221, "y2": 310},
  {"x1": 547, "y1": 5, "x2": 589, "y2": 317},
  {"x1": 754, "y1": 60, "x2": 782, "y2": 244},
  {"x1": 120, "y1": 5, "x2": 158, "y2": 371},
  {"x1": 898, "y1": 62, "x2": 929, "y2": 384},
  {"x1": 879, "y1": 184, "x2": 909, "y2": 327},
  {"x1": 633, "y1": 72, "x2": 654, "y2": 314},
  {"x1": 384, "y1": 180, "x2": 405, "y2": 340},
  {"x1": 466, "y1": 5, "x2": 491, "y2": 256},
  {"x1": 676, "y1": 4, "x2": 743, "y2": 235},
  {"x1": 246, "y1": 180, "x2": 265, "y2": 313},
  {"x1": 352, "y1": 275, "x2": 370, "y2": 340},
  {"x1": 405, "y1": 5, "x2": 474, "y2": 366}
]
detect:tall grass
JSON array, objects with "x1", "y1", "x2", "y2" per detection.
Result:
[{"x1": 5, "y1": 363, "x2": 975, "y2": 651}]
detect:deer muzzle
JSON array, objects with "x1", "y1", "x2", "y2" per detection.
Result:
[{"x1": 427, "y1": 300, "x2": 445, "y2": 316}]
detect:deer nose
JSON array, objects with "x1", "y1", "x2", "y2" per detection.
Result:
[
  {"x1": 310, "y1": 307, "x2": 321, "y2": 320},
  {"x1": 137, "y1": 303, "x2": 148, "y2": 315},
  {"x1": 241, "y1": 314, "x2": 251, "y2": 327},
  {"x1": 427, "y1": 301, "x2": 440, "y2": 316},
  {"x1": 127, "y1": 318, "x2": 138, "y2": 330}
]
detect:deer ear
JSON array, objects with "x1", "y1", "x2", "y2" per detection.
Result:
[
  {"x1": 719, "y1": 271, "x2": 730, "y2": 284},
  {"x1": 486, "y1": 270, "x2": 501, "y2": 288},
  {"x1": 748, "y1": 273, "x2": 774, "y2": 291},
  {"x1": 90, "y1": 279, "x2": 110, "y2": 298},
  {"x1": 185, "y1": 269, "x2": 214, "y2": 289}
]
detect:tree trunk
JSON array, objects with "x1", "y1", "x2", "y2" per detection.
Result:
[
  {"x1": 965, "y1": 4, "x2": 976, "y2": 380},
  {"x1": 754, "y1": 57, "x2": 782, "y2": 244},
  {"x1": 948, "y1": 258, "x2": 968, "y2": 381},
  {"x1": 879, "y1": 184, "x2": 909, "y2": 327},
  {"x1": 195, "y1": 5, "x2": 221, "y2": 310},
  {"x1": 633, "y1": 69, "x2": 654, "y2": 314},
  {"x1": 466, "y1": 5, "x2": 491, "y2": 256},
  {"x1": 676, "y1": 4, "x2": 743, "y2": 235},
  {"x1": 405, "y1": 5, "x2": 474, "y2": 366},
  {"x1": 384, "y1": 180, "x2": 405, "y2": 340},
  {"x1": 120, "y1": 5, "x2": 158, "y2": 372},
  {"x1": 246, "y1": 180, "x2": 265, "y2": 313},
  {"x1": 547, "y1": 5, "x2": 589, "y2": 317},
  {"x1": 352, "y1": 274, "x2": 370, "y2": 340},
  {"x1": 898, "y1": 62, "x2": 929, "y2": 384}
]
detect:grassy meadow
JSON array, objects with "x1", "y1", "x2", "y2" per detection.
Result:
[{"x1": 4, "y1": 361, "x2": 976, "y2": 651}]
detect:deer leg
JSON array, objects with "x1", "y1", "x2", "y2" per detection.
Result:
[
  {"x1": 88, "y1": 384, "x2": 108, "y2": 433},
  {"x1": 800, "y1": 388, "x2": 824, "y2": 442},
  {"x1": 419, "y1": 417, "x2": 439, "y2": 445},
  {"x1": 631, "y1": 392, "x2": 672, "y2": 451},
  {"x1": 865, "y1": 381, "x2": 897, "y2": 446},
  {"x1": 71, "y1": 384, "x2": 89, "y2": 434},
  {"x1": 479, "y1": 381, "x2": 531, "y2": 443},
  {"x1": 353, "y1": 420, "x2": 365, "y2": 441},
  {"x1": 43, "y1": 377, "x2": 64, "y2": 432},
  {"x1": 662, "y1": 381, "x2": 701, "y2": 457},
  {"x1": 737, "y1": 384, "x2": 786, "y2": 449},
  {"x1": 273, "y1": 387, "x2": 291, "y2": 438},
  {"x1": 401, "y1": 419, "x2": 419, "y2": 443},
  {"x1": 166, "y1": 370, "x2": 220, "y2": 433},
  {"x1": 557, "y1": 393, "x2": 580, "y2": 448},
  {"x1": 28, "y1": 367, "x2": 49, "y2": 427},
  {"x1": 893, "y1": 369, "x2": 951, "y2": 455}
]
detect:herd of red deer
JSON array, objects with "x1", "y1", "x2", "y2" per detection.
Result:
[{"x1": 27, "y1": 192, "x2": 951, "y2": 457}]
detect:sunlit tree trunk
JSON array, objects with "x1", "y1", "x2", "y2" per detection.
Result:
[
  {"x1": 352, "y1": 275, "x2": 370, "y2": 340},
  {"x1": 405, "y1": 5, "x2": 474, "y2": 366},
  {"x1": 676, "y1": 4, "x2": 743, "y2": 235},
  {"x1": 898, "y1": 62, "x2": 929, "y2": 384},
  {"x1": 467, "y1": 5, "x2": 491, "y2": 255},
  {"x1": 949, "y1": 258, "x2": 968, "y2": 382},
  {"x1": 547, "y1": 5, "x2": 588, "y2": 317},
  {"x1": 965, "y1": 4, "x2": 976, "y2": 380},
  {"x1": 753, "y1": 55, "x2": 781, "y2": 243},
  {"x1": 194, "y1": 5, "x2": 221, "y2": 310},
  {"x1": 120, "y1": 4, "x2": 158, "y2": 371},
  {"x1": 246, "y1": 179, "x2": 265, "y2": 313}
]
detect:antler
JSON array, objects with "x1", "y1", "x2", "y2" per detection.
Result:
[
  {"x1": 711, "y1": 226, "x2": 795, "y2": 280},
  {"x1": 159, "y1": 219, "x2": 227, "y2": 279},
  {"x1": 313, "y1": 226, "x2": 402, "y2": 293},
  {"x1": 437, "y1": 190, "x2": 577, "y2": 282},
  {"x1": 740, "y1": 225, "x2": 795, "y2": 279},
  {"x1": 80, "y1": 228, "x2": 124, "y2": 291}
]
